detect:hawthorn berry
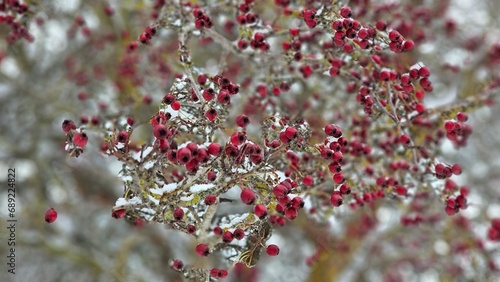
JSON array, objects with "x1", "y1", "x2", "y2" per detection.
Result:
[
  {"x1": 172, "y1": 259, "x2": 184, "y2": 271},
  {"x1": 266, "y1": 244, "x2": 280, "y2": 256},
  {"x1": 285, "y1": 207, "x2": 297, "y2": 219},
  {"x1": 173, "y1": 207, "x2": 184, "y2": 221},
  {"x1": 217, "y1": 89, "x2": 231, "y2": 104},
  {"x1": 207, "y1": 143, "x2": 222, "y2": 157},
  {"x1": 171, "y1": 101, "x2": 181, "y2": 111},
  {"x1": 222, "y1": 231, "x2": 234, "y2": 243},
  {"x1": 213, "y1": 226, "x2": 223, "y2": 236},
  {"x1": 456, "y1": 112, "x2": 468, "y2": 122},
  {"x1": 45, "y1": 208, "x2": 58, "y2": 223},
  {"x1": 203, "y1": 88, "x2": 215, "y2": 101},
  {"x1": 153, "y1": 124, "x2": 169, "y2": 139},
  {"x1": 240, "y1": 188, "x2": 256, "y2": 205},
  {"x1": 187, "y1": 224, "x2": 196, "y2": 234},
  {"x1": 73, "y1": 132, "x2": 88, "y2": 147},
  {"x1": 236, "y1": 114, "x2": 250, "y2": 127},
  {"x1": 234, "y1": 228, "x2": 245, "y2": 240},
  {"x1": 162, "y1": 93, "x2": 175, "y2": 104},
  {"x1": 177, "y1": 147, "x2": 192, "y2": 164},
  {"x1": 284, "y1": 126, "x2": 298, "y2": 139},
  {"x1": 418, "y1": 66, "x2": 431, "y2": 78},
  {"x1": 195, "y1": 244, "x2": 210, "y2": 256},
  {"x1": 333, "y1": 173, "x2": 345, "y2": 184},
  {"x1": 205, "y1": 109, "x2": 218, "y2": 121},
  {"x1": 238, "y1": 39, "x2": 249, "y2": 50},
  {"x1": 204, "y1": 195, "x2": 217, "y2": 205},
  {"x1": 399, "y1": 134, "x2": 411, "y2": 145},
  {"x1": 62, "y1": 119, "x2": 76, "y2": 133},
  {"x1": 117, "y1": 131, "x2": 129, "y2": 143},
  {"x1": 452, "y1": 164, "x2": 462, "y2": 175},
  {"x1": 330, "y1": 192, "x2": 343, "y2": 206},
  {"x1": 303, "y1": 175, "x2": 314, "y2": 187},
  {"x1": 112, "y1": 208, "x2": 126, "y2": 219},
  {"x1": 254, "y1": 204, "x2": 268, "y2": 219},
  {"x1": 197, "y1": 74, "x2": 207, "y2": 85}
]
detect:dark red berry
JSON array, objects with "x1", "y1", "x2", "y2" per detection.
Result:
[
  {"x1": 45, "y1": 208, "x2": 58, "y2": 223},
  {"x1": 266, "y1": 244, "x2": 280, "y2": 256}
]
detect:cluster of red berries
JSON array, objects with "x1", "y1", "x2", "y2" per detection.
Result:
[
  {"x1": 138, "y1": 25, "x2": 157, "y2": 45},
  {"x1": 435, "y1": 163, "x2": 462, "y2": 179},
  {"x1": 241, "y1": 31, "x2": 270, "y2": 51},
  {"x1": 236, "y1": 2, "x2": 258, "y2": 25},
  {"x1": 1, "y1": 1, "x2": 33, "y2": 44},
  {"x1": 445, "y1": 193, "x2": 467, "y2": 216},
  {"x1": 387, "y1": 29, "x2": 415, "y2": 53},
  {"x1": 444, "y1": 112, "x2": 472, "y2": 147},
  {"x1": 192, "y1": 8, "x2": 213, "y2": 30}
]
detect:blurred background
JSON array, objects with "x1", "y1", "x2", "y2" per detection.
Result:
[{"x1": 1, "y1": 0, "x2": 499, "y2": 281}]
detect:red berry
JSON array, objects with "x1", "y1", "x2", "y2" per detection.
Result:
[
  {"x1": 153, "y1": 124, "x2": 169, "y2": 139},
  {"x1": 173, "y1": 207, "x2": 184, "y2": 221},
  {"x1": 418, "y1": 66, "x2": 431, "y2": 78},
  {"x1": 254, "y1": 204, "x2": 268, "y2": 219},
  {"x1": 285, "y1": 207, "x2": 297, "y2": 219},
  {"x1": 266, "y1": 244, "x2": 280, "y2": 256},
  {"x1": 207, "y1": 143, "x2": 222, "y2": 157},
  {"x1": 330, "y1": 192, "x2": 343, "y2": 206},
  {"x1": 117, "y1": 131, "x2": 129, "y2": 143},
  {"x1": 195, "y1": 244, "x2": 210, "y2": 256},
  {"x1": 172, "y1": 259, "x2": 184, "y2": 270},
  {"x1": 452, "y1": 164, "x2": 462, "y2": 175},
  {"x1": 222, "y1": 231, "x2": 234, "y2": 243},
  {"x1": 403, "y1": 40, "x2": 415, "y2": 51},
  {"x1": 240, "y1": 188, "x2": 256, "y2": 205},
  {"x1": 217, "y1": 89, "x2": 231, "y2": 104},
  {"x1": 163, "y1": 93, "x2": 175, "y2": 104},
  {"x1": 45, "y1": 208, "x2": 58, "y2": 223},
  {"x1": 207, "y1": 171, "x2": 217, "y2": 181},
  {"x1": 415, "y1": 103, "x2": 425, "y2": 113},
  {"x1": 238, "y1": 39, "x2": 249, "y2": 49},
  {"x1": 303, "y1": 175, "x2": 314, "y2": 187},
  {"x1": 204, "y1": 195, "x2": 217, "y2": 205},
  {"x1": 340, "y1": 6, "x2": 353, "y2": 18},
  {"x1": 171, "y1": 101, "x2": 181, "y2": 110},
  {"x1": 333, "y1": 173, "x2": 345, "y2": 184},
  {"x1": 187, "y1": 224, "x2": 196, "y2": 234},
  {"x1": 389, "y1": 30, "x2": 401, "y2": 42},
  {"x1": 273, "y1": 184, "x2": 288, "y2": 199},
  {"x1": 197, "y1": 74, "x2": 207, "y2": 85},
  {"x1": 445, "y1": 205, "x2": 458, "y2": 216},
  {"x1": 399, "y1": 134, "x2": 411, "y2": 145},
  {"x1": 284, "y1": 126, "x2": 298, "y2": 139},
  {"x1": 112, "y1": 209, "x2": 126, "y2": 219},
  {"x1": 203, "y1": 88, "x2": 215, "y2": 101},
  {"x1": 456, "y1": 112, "x2": 468, "y2": 122},
  {"x1": 177, "y1": 147, "x2": 192, "y2": 164},
  {"x1": 254, "y1": 32, "x2": 265, "y2": 43},
  {"x1": 73, "y1": 132, "x2": 88, "y2": 147},
  {"x1": 236, "y1": 114, "x2": 250, "y2": 127},
  {"x1": 205, "y1": 108, "x2": 218, "y2": 121},
  {"x1": 62, "y1": 119, "x2": 76, "y2": 133},
  {"x1": 213, "y1": 226, "x2": 223, "y2": 235},
  {"x1": 234, "y1": 228, "x2": 245, "y2": 240}
]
